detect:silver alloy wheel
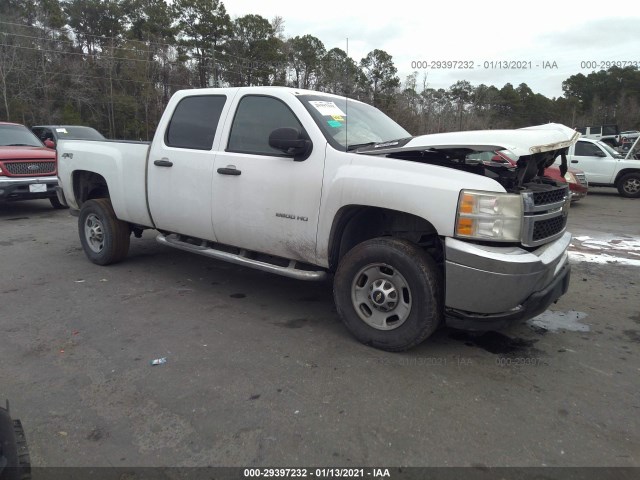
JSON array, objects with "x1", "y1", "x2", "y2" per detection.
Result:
[
  {"x1": 351, "y1": 263, "x2": 412, "y2": 330},
  {"x1": 84, "y1": 213, "x2": 105, "y2": 253},
  {"x1": 623, "y1": 177, "x2": 640, "y2": 194}
]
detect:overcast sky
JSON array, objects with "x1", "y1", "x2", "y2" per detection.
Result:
[{"x1": 224, "y1": 0, "x2": 640, "y2": 99}]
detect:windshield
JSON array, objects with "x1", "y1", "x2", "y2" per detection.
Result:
[
  {"x1": 297, "y1": 95, "x2": 411, "y2": 151},
  {"x1": 0, "y1": 124, "x2": 43, "y2": 147},
  {"x1": 597, "y1": 140, "x2": 623, "y2": 158}
]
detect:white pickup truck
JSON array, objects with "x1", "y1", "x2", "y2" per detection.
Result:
[
  {"x1": 555, "y1": 136, "x2": 640, "y2": 197},
  {"x1": 56, "y1": 86, "x2": 577, "y2": 351}
]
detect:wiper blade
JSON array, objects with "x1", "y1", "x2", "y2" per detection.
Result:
[
  {"x1": 3, "y1": 143, "x2": 33, "y2": 146},
  {"x1": 346, "y1": 142, "x2": 377, "y2": 152}
]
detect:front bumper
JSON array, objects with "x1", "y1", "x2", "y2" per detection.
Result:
[
  {"x1": 570, "y1": 190, "x2": 587, "y2": 202},
  {"x1": 0, "y1": 176, "x2": 58, "y2": 202},
  {"x1": 444, "y1": 232, "x2": 571, "y2": 331}
]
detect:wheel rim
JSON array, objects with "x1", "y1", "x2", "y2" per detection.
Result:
[
  {"x1": 84, "y1": 213, "x2": 105, "y2": 253},
  {"x1": 351, "y1": 263, "x2": 412, "y2": 330},
  {"x1": 623, "y1": 177, "x2": 640, "y2": 194}
]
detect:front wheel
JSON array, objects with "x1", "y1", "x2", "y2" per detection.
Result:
[
  {"x1": 78, "y1": 198, "x2": 130, "y2": 265},
  {"x1": 617, "y1": 173, "x2": 640, "y2": 198},
  {"x1": 333, "y1": 237, "x2": 443, "y2": 351}
]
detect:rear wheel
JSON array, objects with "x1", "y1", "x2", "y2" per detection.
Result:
[
  {"x1": 333, "y1": 237, "x2": 443, "y2": 351},
  {"x1": 0, "y1": 405, "x2": 30, "y2": 480},
  {"x1": 617, "y1": 172, "x2": 640, "y2": 198},
  {"x1": 78, "y1": 198, "x2": 130, "y2": 265}
]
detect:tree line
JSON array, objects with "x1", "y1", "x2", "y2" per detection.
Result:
[{"x1": 1, "y1": 0, "x2": 639, "y2": 140}]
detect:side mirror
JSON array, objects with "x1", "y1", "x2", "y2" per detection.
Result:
[
  {"x1": 594, "y1": 150, "x2": 606, "y2": 157},
  {"x1": 269, "y1": 127, "x2": 312, "y2": 161},
  {"x1": 44, "y1": 139, "x2": 55, "y2": 149}
]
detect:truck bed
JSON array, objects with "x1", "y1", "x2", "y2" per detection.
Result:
[{"x1": 56, "y1": 139, "x2": 153, "y2": 227}]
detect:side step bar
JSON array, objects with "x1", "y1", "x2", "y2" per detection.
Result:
[{"x1": 156, "y1": 233, "x2": 328, "y2": 281}]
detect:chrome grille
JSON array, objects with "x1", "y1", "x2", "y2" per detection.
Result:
[
  {"x1": 521, "y1": 185, "x2": 570, "y2": 247},
  {"x1": 3, "y1": 161, "x2": 55, "y2": 176},
  {"x1": 532, "y1": 188, "x2": 566, "y2": 206},
  {"x1": 533, "y1": 215, "x2": 568, "y2": 242}
]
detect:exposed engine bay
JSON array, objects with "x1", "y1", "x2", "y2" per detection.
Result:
[{"x1": 387, "y1": 147, "x2": 568, "y2": 193}]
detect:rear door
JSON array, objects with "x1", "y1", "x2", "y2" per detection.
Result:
[
  {"x1": 147, "y1": 93, "x2": 232, "y2": 240},
  {"x1": 569, "y1": 140, "x2": 617, "y2": 184}
]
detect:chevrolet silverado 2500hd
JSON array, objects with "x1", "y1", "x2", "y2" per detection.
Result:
[{"x1": 56, "y1": 87, "x2": 577, "y2": 351}]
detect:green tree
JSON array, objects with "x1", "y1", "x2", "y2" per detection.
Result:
[
  {"x1": 173, "y1": 0, "x2": 231, "y2": 88},
  {"x1": 222, "y1": 14, "x2": 283, "y2": 86},
  {"x1": 360, "y1": 49, "x2": 400, "y2": 109},
  {"x1": 319, "y1": 48, "x2": 365, "y2": 97},
  {"x1": 287, "y1": 34, "x2": 325, "y2": 89}
]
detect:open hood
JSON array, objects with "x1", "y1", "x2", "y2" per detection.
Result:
[
  {"x1": 365, "y1": 123, "x2": 579, "y2": 157},
  {"x1": 625, "y1": 136, "x2": 640, "y2": 160},
  {"x1": 358, "y1": 123, "x2": 580, "y2": 189}
]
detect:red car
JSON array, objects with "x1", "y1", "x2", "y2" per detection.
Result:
[
  {"x1": 0, "y1": 122, "x2": 66, "y2": 208},
  {"x1": 469, "y1": 150, "x2": 588, "y2": 202}
]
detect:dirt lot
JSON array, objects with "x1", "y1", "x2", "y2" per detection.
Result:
[{"x1": 1, "y1": 188, "x2": 639, "y2": 469}]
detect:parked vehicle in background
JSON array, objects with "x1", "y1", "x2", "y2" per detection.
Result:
[
  {"x1": 468, "y1": 150, "x2": 588, "y2": 202},
  {"x1": 556, "y1": 137, "x2": 640, "y2": 198},
  {"x1": 31, "y1": 125, "x2": 105, "y2": 149},
  {"x1": 0, "y1": 122, "x2": 66, "y2": 209},
  {"x1": 620, "y1": 132, "x2": 639, "y2": 153},
  {"x1": 576, "y1": 124, "x2": 620, "y2": 147}
]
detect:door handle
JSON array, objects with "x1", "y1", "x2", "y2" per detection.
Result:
[
  {"x1": 571, "y1": 160, "x2": 578, "y2": 163},
  {"x1": 154, "y1": 158, "x2": 173, "y2": 167},
  {"x1": 217, "y1": 166, "x2": 241, "y2": 176}
]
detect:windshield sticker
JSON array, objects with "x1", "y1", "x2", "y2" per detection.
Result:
[
  {"x1": 331, "y1": 114, "x2": 344, "y2": 121},
  {"x1": 310, "y1": 101, "x2": 346, "y2": 117},
  {"x1": 327, "y1": 120, "x2": 343, "y2": 128},
  {"x1": 56, "y1": 128, "x2": 68, "y2": 133}
]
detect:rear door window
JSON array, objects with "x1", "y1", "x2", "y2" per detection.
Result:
[{"x1": 165, "y1": 95, "x2": 227, "y2": 150}]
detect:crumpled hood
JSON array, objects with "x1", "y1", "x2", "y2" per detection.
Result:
[
  {"x1": 378, "y1": 123, "x2": 579, "y2": 158},
  {"x1": 358, "y1": 123, "x2": 580, "y2": 189}
]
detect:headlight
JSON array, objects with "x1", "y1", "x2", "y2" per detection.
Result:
[
  {"x1": 564, "y1": 172, "x2": 577, "y2": 184},
  {"x1": 455, "y1": 190, "x2": 522, "y2": 241}
]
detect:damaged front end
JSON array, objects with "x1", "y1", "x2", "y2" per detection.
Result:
[
  {"x1": 357, "y1": 123, "x2": 579, "y2": 329},
  {"x1": 358, "y1": 123, "x2": 579, "y2": 247}
]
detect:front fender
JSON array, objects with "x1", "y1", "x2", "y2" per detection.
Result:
[{"x1": 316, "y1": 152, "x2": 507, "y2": 265}]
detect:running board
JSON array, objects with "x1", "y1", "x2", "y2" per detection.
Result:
[{"x1": 156, "y1": 234, "x2": 328, "y2": 281}]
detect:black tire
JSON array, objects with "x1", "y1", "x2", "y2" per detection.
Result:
[
  {"x1": 78, "y1": 198, "x2": 130, "y2": 265},
  {"x1": 617, "y1": 172, "x2": 640, "y2": 198},
  {"x1": 49, "y1": 195, "x2": 69, "y2": 209},
  {"x1": 333, "y1": 237, "x2": 443, "y2": 351},
  {"x1": 0, "y1": 407, "x2": 30, "y2": 480}
]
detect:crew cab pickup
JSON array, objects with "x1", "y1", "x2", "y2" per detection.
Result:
[
  {"x1": 556, "y1": 137, "x2": 640, "y2": 197},
  {"x1": 56, "y1": 87, "x2": 577, "y2": 351},
  {"x1": 0, "y1": 122, "x2": 66, "y2": 209}
]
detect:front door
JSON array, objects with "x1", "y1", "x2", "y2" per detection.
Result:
[
  {"x1": 211, "y1": 94, "x2": 326, "y2": 264},
  {"x1": 570, "y1": 140, "x2": 617, "y2": 184}
]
